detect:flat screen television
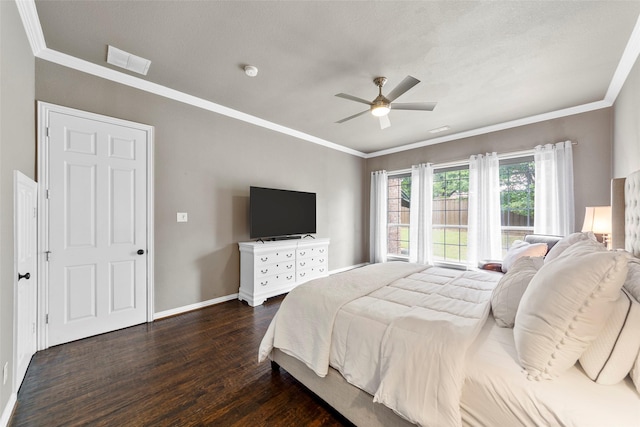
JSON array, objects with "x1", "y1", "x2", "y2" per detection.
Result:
[{"x1": 249, "y1": 186, "x2": 316, "y2": 240}]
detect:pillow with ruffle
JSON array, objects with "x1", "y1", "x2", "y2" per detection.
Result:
[{"x1": 514, "y1": 239, "x2": 629, "y2": 381}]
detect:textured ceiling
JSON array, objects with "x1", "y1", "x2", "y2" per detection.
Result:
[{"x1": 34, "y1": 1, "x2": 640, "y2": 155}]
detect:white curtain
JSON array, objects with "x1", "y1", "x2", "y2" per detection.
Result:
[
  {"x1": 467, "y1": 152, "x2": 502, "y2": 266},
  {"x1": 409, "y1": 163, "x2": 434, "y2": 264},
  {"x1": 534, "y1": 141, "x2": 574, "y2": 236},
  {"x1": 370, "y1": 170, "x2": 388, "y2": 263}
]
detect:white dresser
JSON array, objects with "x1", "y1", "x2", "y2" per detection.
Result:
[{"x1": 238, "y1": 238, "x2": 329, "y2": 306}]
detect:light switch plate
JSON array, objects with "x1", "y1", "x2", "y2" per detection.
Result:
[{"x1": 177, "y1": 212, "x2": 188, "y2": 222}]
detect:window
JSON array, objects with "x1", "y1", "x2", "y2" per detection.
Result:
[
  {"x1": 499, "y1": 157, "x2": 535, "y2": 254},
  {"x1": 432, "y1": 167, "x2": 469, "y2": 263},
  {"x1": 387, "y1": 174, "x2": 411, "y2": 258}
]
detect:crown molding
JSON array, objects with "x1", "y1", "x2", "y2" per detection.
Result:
[
  {"x1": 14, "y1": 0, "x2": 46, "y2": 55},
  {"x1": 605, "y1": 14, "x2": 640, "y2": 103},
  {"x1": 15, "y1": 0, "x2": 640, "y2": 160},
  {"x1": 364, "y1": 100, "x2": 611, "y2": 158}
]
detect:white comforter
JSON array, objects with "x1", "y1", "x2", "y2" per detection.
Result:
[{"x1": 259, "y1": 263, "x2": 501, "y2": 427}]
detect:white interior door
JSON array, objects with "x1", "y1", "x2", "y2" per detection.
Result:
[
  {"x1": 44, "y1": 107, "x2": 151, "y2": 347},
  {"x1": 14, "y1": 171, "x2": 38, "y2": 390}
]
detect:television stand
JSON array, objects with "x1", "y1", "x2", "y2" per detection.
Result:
[{"x1": 238, "y1": 238, "x2": 330, "y2": 306}]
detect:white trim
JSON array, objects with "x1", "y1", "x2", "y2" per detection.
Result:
[
  {"x1": 0, "y1": 393, "x2": 17, "y2": 427},
  {"x1": 365, "y1": 101, "x2": 609, "y2": 158},
  {"x1": 15, "y1": 0, "x2": 640, "y2": 159},
  {"x1": 153, "y1": 294, "x2": 240, "y2": 320},
  {"x1": 37, "y1": 102, "x2": 155, "y2": 349},
  {"x1": 154, "y1": 263, "x2": 368, "y2": 319},
  {"x1": 329, "y1": 263, "x2": 368, "y2": 275},
  {"x1": 605, "y1": 14, "x2": 640, "y2": 103},
  {"x1": 36, "y1": 48, "x2": 367, "y2": 158},
  {"x1": 14, "y1": 0, "x2": 46, "y2": 55}
]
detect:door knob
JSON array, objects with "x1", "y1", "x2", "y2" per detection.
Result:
[
  {"x1": 137, "y1": 249, "x2": 145, "y2": 255},
  {"x1": 18, "y1": 272, "x2": 30, "y2": 281}
]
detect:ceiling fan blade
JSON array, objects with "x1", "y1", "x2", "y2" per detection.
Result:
[
  {"x1": 385, "y1": 75, "x2": 420, "y2": 102},
  {"x1": 391, "y1": 101, "x2": 437, "y2": 111},
  {"x1": 379, "y1": 115, "x2": 391, "y2": 129},
  {"x1": 335, "y1": 109, "x2": 370, "y2": 124},
  {"x1": 335, "y1": 93, "x2": 373, "y2": 105}
]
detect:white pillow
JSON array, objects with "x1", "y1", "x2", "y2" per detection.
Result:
[
  {"x1": 579, "y1": 289, "x2": 640, "y2": 384},
  {"x1": 623, "y1": 258, "x2": 640, "y2": 301},
  {"x1": 491, "y1": 256, "x2": 544, "y2": 328},
  {"x1": 501, "y1": 241, "x2": 548, "y2": 273},
  {"x1": 544, "y1": 231, "x2": 597, "y2": 264},
  {"x1": 514, "y1": 239, "x2": 629, "y2": 380}
]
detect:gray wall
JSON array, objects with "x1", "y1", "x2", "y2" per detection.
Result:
[
  {"x1": 366, "y1": 108, "x2": 614, "y2": 245},
  {"x1": 35, "y1": 60, "x2": 367, "y2": 312},
  {"x1": 613, "y1": 54, "x2": 640, "y2": 178},
  {"x1": 0, "y1": 0, "x2": 36, "y2": 416}
]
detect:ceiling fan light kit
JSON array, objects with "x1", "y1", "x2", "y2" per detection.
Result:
[{"x1": 336, "y1": 75, "x2": 437, "y2": 129}]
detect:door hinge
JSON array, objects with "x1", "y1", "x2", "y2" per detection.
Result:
[
  {"x1": 45, "y1": 251, "x2": 52, "y2": 262},
  {"x1": 46, "y1": 189, "x2": 50, "y2": 199},
  {"x1": 46, "y1": 127, "x2": 50, "y2": 138},
  {"x1": 45, "y1": 314, "x2": 49, "y2": 324}
]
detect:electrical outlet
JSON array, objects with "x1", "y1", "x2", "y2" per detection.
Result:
[
  {"x1": 177, "y1": 212, "x2": 188, "y2": 223},
  {"x1": 3, "y1": 362, "x2": 8, "y2": 385}
]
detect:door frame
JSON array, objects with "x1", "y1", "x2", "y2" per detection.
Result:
[{"x1": 37, "y1": 101, "x2": 155, "y2": 350}]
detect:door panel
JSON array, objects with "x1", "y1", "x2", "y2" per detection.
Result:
[
  {"x1": 14, "y1": 171, "x2": 38, "y2": 390},
  {"x1": 47, "y1": 111, "x2": 148, "y2": 346}
]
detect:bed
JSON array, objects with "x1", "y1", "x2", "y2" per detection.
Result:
[{"x1": 259, "y1": 171, "x2": 640, "y2": 427}]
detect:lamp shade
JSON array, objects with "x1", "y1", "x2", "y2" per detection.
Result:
[{"x1": 581, "y1": 206, "x2": 612, "y2": 234}]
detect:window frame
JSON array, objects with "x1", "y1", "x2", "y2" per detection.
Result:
[{"x1": 386, "y1": 172, "x2": 412, "y2": 260}]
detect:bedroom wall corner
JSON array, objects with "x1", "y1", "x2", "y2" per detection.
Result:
[
  {"x1": 613, "y1": 51, "x2": 640, "y2": 178},
  {"x1": 0, "y1": 0, "x2": 36, "y2": 422}
]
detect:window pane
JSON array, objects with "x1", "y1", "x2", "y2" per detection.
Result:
[
  {"x1": 387, "y1": 175, "x2": 411, "y2": 258},
  {"x1": 432, "y1": 165, "x2": 469, "y2": 265},
  {"x1": 499, "y1": 159, "x2": 535, "y2": 256}
]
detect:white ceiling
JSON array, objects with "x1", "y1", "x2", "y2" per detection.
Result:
[{"x1": 27, "y1": 1, "x2": 640, "y2": 156}]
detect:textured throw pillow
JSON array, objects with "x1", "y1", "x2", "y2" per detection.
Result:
[
  {"x1": 492, "y1": 256, "x2": 544, "y2": 328},
  {"x1": 514, "y1": 240, "x2": 629, "y2": 381},
  {"x1": 544, "y1": 231, "x2": 597, "y2": 264},
  {"x1": 623, "y1": 258, "x2": 640, "y2": 301},
  {"x1": 579, "y1": 289, "x2": 640, "y2": 384},
  {"x1": 501, "y1": 241, "x2": 548, "y2": 273}
]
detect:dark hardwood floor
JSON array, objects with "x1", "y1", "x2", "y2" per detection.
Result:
[{"x1": 9, "y1": 296, "x2": 353, "y2": 427}]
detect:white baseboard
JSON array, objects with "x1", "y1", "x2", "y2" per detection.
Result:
[
  {"x1": 153, "y1": 263, "x2": 367, "y2": 320},
  {"x1": 0, "y1": 393, "x2": 17, "y2": 427},
  {"x1": 329, "y1": 263, "x2": 368, "y2": 275},
  {"x1": 153, "y1": 293, "x2": 239, "y2": 320}
]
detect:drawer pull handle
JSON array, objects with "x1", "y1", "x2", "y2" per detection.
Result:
[
  {"x1": 319, "y1": 259, "x2": 325, "y2": 263},
  {"x1": 260, "y1": 281, "x2": 268, "y2": 286},
  {"x1": 261, "y1": 257, "x2": 268, "y2": 262},
  {"x1": 287, "y1": 265, "x2": 293, "y2": 269},
  {"x1": 300, "y1": 262, "x2": 306, "y2": 267},
  {"x1": 300, "y1": 272, "x2": 306, "y2": 277},
  {"x1": 319, "y1": 249, "x2": 325, "y2": 253},
  {"x1": 300, "y1": 251, "x2": 306, "y2": 256},
  {"x1": 261, "y1": 269, "x2": 268, "y2": 274},
  {"x1": 287, "y1": 275, "x2": 293, "y2": 280},
  {"x1": 287, "y1": 253, "x2": 293, "y2": 258},
  {"x1": 319, "y1": 268, "x2": 325, "y2": 273}
]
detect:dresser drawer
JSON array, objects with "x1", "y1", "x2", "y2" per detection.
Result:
[
  {"x1": 255, "y1": 250, "x2": 295, "y2": 266},
  {"x1": 297, "y1": 256, "x2": 327, "y2": 269},
  {"x1": 256, "y1": 272, "x2": 296, "y2": 289},
  {"x1": 255, "y1": 261, "x2": 295, "y2": 279}
]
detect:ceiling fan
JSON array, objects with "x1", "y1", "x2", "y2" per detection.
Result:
[{"x1": 335, "y1": 75, "x2": 437, "y2": 129}]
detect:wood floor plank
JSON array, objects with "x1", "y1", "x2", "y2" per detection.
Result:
[{"x1": 9, "y1": 296, "x2": 353, "y2": 427}]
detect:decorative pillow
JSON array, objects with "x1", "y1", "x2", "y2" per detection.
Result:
[
  {"x1": 501, "y1": 241, "x2": 548, "y2": 273},
  {"x1": 631, "y1": 352, "x2": 640, "y2": 394},
  {"x1": 491, "y1": 256, "x2": 544, "y2": 328},
  {"x1": 579, "y1": 289, "x2": 640, "y2": 384},
  {"x1": 623, "y1": 258, "x2": 640, "y2": 301},
  {"x1": 514, "y1": 239, "x2": 629, "y2": 381},
  {"x1": 544, "y1": 231, "x2": 597, "y2": 264}
]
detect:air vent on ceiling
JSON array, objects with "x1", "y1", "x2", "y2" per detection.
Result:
[{"x1": 107, "y1": 45, "x2": 151, "y2": 75}]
